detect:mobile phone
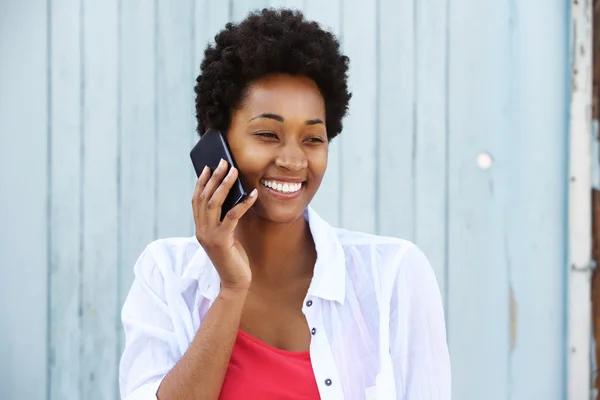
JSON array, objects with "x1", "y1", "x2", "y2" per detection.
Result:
[{"x1": 190, "y1": 129, "x2": 247, "y2": 220}]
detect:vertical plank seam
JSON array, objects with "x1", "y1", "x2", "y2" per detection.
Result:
[
  {"x1": 566, "y1": 3, "x2": 574, "y2": 396},
  {"x1": 78, "y1": 0, "x2": 86, "y2": 396},
  {"x1": 153, "y1": 0, "x2": 159, "y2": 240},
  {"x1": 338, "y1": 0, "x2": 344, "y2": 228},
  {"x1": 443, "y1": 0, "x2": 451, "y2": 334},
  {"x1": 374, "y1": 0, "x2": 380, "y2": 235},
  {"x1": 190, "y1": 0, "x2": 197, "y2": 235},
  {"x1": 45, "y1": 0, "x2": 53, "y2": 398},
  {"x1": 411, "y1": 0, "x2": 417, "y2": 241},
  {"x1": 506, "y1": 1, "x2": 517, "y2": 396},
  {"x1": 562, "y1": 5, "x2": 576, "y2": 396},
  {"x1": 115, "y1": 0, "x2": 123, "y2": 397}
]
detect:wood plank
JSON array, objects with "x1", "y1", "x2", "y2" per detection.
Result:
[
  {"x1": 118, "y1": 0, "x2": 157, "y2": 361},
  {"x1": 156, "y1": 0, "x2": 197, "y2": 238},
  {"x1": 377, "y1": 0, "x2": 414, "y2": 240},
  {"x1": 593, "y1": 190, "x2": 600, "y2": 394},
  {"x1": 303, "y1": 0, "x2": 342, "y2": 227},
  {"x1": 48, "y1": 0, "x2": 82, "y2": 398},
  {"x1": 592, "y1": 0, "x2": 600, "y2": 393},
  {"x1": 412, "y1": 0, "x2": 448, "y2": 303},
  {"x1": 192, "y1": 0, "x2": 231, "y2": 202},
  {"x1": 446, "y1": 1, "x2": 511, "y2": 398},
  {"x1": 567, "y1": 0, "x2": 593, "y2": 397},
  {"x1": 339, "y1": 0, "x2": 377, "y2": 233},
  {"x1": 81, "y1": 0, "x2": 119, "y2": 398},
  {"x1": 194, "y1": 0, "x2": 231, "y2": 74},
  {"x1": 0, "y1": 1, "x2": 48, "y2": 399},
  {"x1": 507, "y1": 3, "x2": 569, "y2": 399}
]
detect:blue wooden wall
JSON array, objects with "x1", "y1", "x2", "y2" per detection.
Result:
[{"x1": 0, "y1": 0, "x2": 570, "y2": 399}]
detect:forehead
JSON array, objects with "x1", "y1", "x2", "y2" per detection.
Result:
[{"x1": 239, "y1": 74, "x2": 326, "y2": 119}]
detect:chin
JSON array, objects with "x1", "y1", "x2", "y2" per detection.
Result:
[{"x1": 248, "y1": 201, "x2": 308, "y2": 225}]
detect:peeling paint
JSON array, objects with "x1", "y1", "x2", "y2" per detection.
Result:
[
  {"x1": 509, "y1": 285, "x2": 518, "y2": 351},
  {"x1": 568, "y1": 0, "x2": 594, "y2": 395}
]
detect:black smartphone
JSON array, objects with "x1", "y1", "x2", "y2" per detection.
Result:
[{"x1": 190, "y1": 129, "x2": 247, "y2": 220}]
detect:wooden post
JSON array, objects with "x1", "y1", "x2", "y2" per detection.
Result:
[
  {"x1": 592, "y1": 0, "x2": 600, "y2": 395},
  {"x1": 569, "y1": 0, "x2": 593, "y2": 397}
]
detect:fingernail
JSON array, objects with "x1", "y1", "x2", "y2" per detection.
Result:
[
  {"x1": 249, "y1": 189, "x2": 257, "y2": 198},
  {"x1": 201, "y1": 165, "x2": 209, "y2": 175},
  {"x1": 218, "y1": 158, "x2": 226, "y2": 168}
]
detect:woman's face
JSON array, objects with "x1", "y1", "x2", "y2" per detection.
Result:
[{"x1": 227, "y1": 73, "x2": 328, "y2": 224}]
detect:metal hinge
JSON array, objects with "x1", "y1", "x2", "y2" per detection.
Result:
[{"x1": 571, "y1": 259, "x2": 597, "y2": 272}]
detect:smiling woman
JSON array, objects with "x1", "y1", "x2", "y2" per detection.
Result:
[
  {"x1": 118, "y1": 8, "x2": 450, "y2": 400},
  {"x1": 228, "y1": 74, "x2": 328, "y2": 224}
]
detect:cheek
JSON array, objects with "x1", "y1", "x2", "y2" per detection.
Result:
[
  {"x1": 229, "y1": 144, "x2": 268, "y2": 181},
  {"x1": 309, "y1": 149, "x2": 328, "y2": 181}
]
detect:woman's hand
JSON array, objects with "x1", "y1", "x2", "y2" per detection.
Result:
[{"x1": 192, "y1": 159, "x2": 258, "y2": 291}]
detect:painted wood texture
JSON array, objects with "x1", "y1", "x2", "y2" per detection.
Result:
[
  {"x1": 0, "y1": 1, "x2": 49, "y2": 399},
  {"x1": 0, "y1": 0, "x2": 571, "y2": 399},
  {"x1": 49, "y1": 0, "x2": 82, "y2": 398}
]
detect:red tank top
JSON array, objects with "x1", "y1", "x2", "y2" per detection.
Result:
[{"x1": 219, "y1": 329, "x2": 321, "y2": 399}]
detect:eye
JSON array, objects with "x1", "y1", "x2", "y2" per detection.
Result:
[
  {"x1": 254, "y1": 131, "x2": 279, "y2": 140},
  {"x1": 305, "y1": 136, "x2": 325, "y2": 144}
]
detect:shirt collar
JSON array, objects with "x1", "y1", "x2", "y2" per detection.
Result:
[
  {"x1": 304, "y1": 206, "x2": 346, "y2": 304},
  {"x1": 181, "y1": 206, "x2": 346, "y2": 305}
]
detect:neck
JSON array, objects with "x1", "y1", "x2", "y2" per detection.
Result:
[{"x1": 235, "y1": 209, "x2": 316, "y2": 285}]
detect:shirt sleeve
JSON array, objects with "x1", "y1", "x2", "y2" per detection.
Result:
[
  {"x1": 390, "y1": 244, "x2": 451, "y2": 400},
  {"x1": 119, "y1": 246, "x2": 178, "y2": 400}
]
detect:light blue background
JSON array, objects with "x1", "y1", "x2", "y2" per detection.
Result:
[{"x1": 0, "y1": 0, "x2": 570, "y2": 398}]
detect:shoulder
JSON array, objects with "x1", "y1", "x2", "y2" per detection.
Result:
[
  {"x1": 144, "y1": 236, "x2": 201, "y2": 262},
  {"x1": 133, "y1": 236, "x2": 204, "y2": 281},
  {"x1": 334, "y1": 227, "x2": 423, "y2": 269},
  {"x1": 335, "y1": 227, "x2": 412, "y2": 252},
  {"x1": 333, "y1": 227, "x2": 438, "y2": 294}
]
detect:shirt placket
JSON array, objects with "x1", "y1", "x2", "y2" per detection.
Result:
[{"x1": 303, "y1": 296, "x2": 345, "y2": 400}]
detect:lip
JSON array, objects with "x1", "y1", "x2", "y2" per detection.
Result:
[
  {"x1": 261, "y1": 177, "x2": 306, "y2": 183},
  {"x1": 259, "y1": 180, "x2": 305, "y2": 200}
]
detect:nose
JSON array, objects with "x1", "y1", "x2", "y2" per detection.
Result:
[{"x1": 274, "y1": 143, "x2": 308, "y2": 171}]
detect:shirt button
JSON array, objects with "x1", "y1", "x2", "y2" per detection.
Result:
[
  {"x1": 306, "y1": 299, "x2": 313, "y2": 307},
  {"x1": 325, "y1": 378, "x2": 332, "y2": 386},
  {"x1": 311, "y1": 327, "x2": 317, "y2": 335}
]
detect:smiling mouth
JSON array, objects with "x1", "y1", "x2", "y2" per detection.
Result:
[{"x1": 260, "y1": 179, "x2": 304, "y2": 194}]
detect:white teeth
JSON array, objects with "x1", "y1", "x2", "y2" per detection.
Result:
[{"x1": 261, "y1": 180, "x2": 302, "y2": 194}]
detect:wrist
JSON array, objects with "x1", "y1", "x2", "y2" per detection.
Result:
[{"x1": 218, "y1": 284, "x2": 250, "y2": 299}]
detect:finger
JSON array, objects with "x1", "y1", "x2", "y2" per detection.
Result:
[
  {"x1": 192, "y1": 166, "x2": 211, "y2": 225},
  {"x1": 207, "y1": 166, "x2": 239, "y2": 225},
  {"x1": 202, "y1": 159, "x2": 229, "y2": 200},
  {"x1": 220, "y1": 188, "x2": 258, "y2": 232},
  {"x1": 198, "y1": 159, "x2": 228, "y2": 217}
]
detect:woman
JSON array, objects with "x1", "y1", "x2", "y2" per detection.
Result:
[{"x1": 119, "y1": 8, "x2": 450, "y2": 400}]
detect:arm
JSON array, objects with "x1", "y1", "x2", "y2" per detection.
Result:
[
  {"x1": 390, "y1": 245, "x2": 451, "y2": 400},
  {"x1": 156, "y1": 287, "x2": 247, "y2": 399},
  {"x1": 121, "y1": 161, "x2": 257, "y2": 399},
  {"x1": 119, "y1": 249, "x2": 248, "y2": 400}
]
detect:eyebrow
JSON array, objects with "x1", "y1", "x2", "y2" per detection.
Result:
[{"x1": 249, "y1": 113, "x2": 324, "y2": 125}]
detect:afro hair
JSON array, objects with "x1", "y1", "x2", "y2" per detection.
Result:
[{"x1": 194, "y1": 8, "x2": 351, "y2": 141}]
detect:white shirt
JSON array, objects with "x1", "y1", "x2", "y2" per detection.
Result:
[{"x1": 119, "y1": 207, "x2": 451, "y2": 400}]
